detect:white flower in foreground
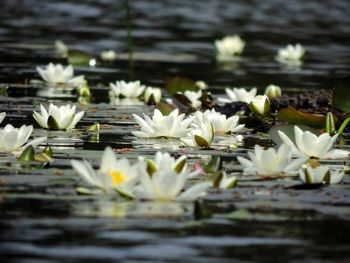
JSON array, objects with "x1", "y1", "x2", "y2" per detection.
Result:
[
  {"x1": 100, "y1": 50, "x2": 118, "y2": 61},
  {"x1": 215, "y1": 35, "x2": 245, "y2": 60},
  {"x1": 0, "y1": 124, "x2": 46, "y2": 153},
  {"x1": 109, "y1": 80, "x2": 145, "y2": 98},
  {"x1": 71, "y1": 147, "x2": 141, "y2": 194},
  {"x1": 195, "y1": 109, "x2": 244, "y2": 134},
  {"x1": 219, "y1": 87, "x2": 257, "y2": 104},
  {"x1": 181, "y1": 117, "x2": 214, "y2": 148},
  {"x1": 264, "y1": 84, "x2": 282, "y2": 98},
  {"x1": 276, "y1": 44, "x2": 305, "y2": 66},
  {"x1": 144, "y1": 87, "x2": 162, "y2": 104},
  {"x1": 183, "y1": 90, "x2": 202, "y2": 108},
  {"x1": 0, "y1": 112, "x2": 6, "y2": 124},
  {"x1": 249, "y1": 95, "x2": 270, "y2": 116},
  {"x1": 299, "y1": 164, "x2": 346, "y2": 184},
  {"x1": 237, "y1": 144, "x2": 307, "y2": 176},
  {"x1": 134, "y1": 152, "x2": 211, "y2": 201},
  {"x1": 278, "y1": 126, "x2": 349, "y2": 159},
  {"x1": 36, "y1": 63, "x2": 86, "y2": 86},
  {"x1": 33, "y1": 103, "x2": 84, "y2": 130},
  {"x1": 132, "y1": 109, "x2": 194, "y2": 138}
]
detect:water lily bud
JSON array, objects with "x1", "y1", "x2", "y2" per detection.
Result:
[
  {"x1": 77, "y1": 85, "x2": 91, "y2": 97},
  {"x1": 144, "y1": 87, "x2": 162, "y2": 104},
  {"x1": 249, "y1": 95, "x2": 270, "y2": 116},
  {"x1": 264, "y1": 84, "x2": 281, "y2": 98},
  {"x1": 195, "y1": 80, "x2": 208, "y2": 90},
  {"x1": 100, "y1": 50, "x2": 118, "y2": 61}
]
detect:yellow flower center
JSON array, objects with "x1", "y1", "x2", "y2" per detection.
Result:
[{"x1": 108, "y1": 170, "x2": 127, "y2": 186}]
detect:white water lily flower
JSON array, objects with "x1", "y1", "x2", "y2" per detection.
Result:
[
  {"x1": 217, "y1": 172, "x2": 238, "y2": 189},
  {"x1": 100, "y1": 50, "x2": 118, "y2": 61},
  {"x1": 71, "y1": 147, "x2": 142, "y2": 194},
  {"x1": 181, "y1": 117, "x2": 214, "y2": 148},
  {"x1": 276, "y1": 44, "x2": 305, "y2": 66},
  {"x1": 134, "y1": 152, "x2": 210, "y2": 201},
  {"x1": 195, "y1": 109, "x2": 244, "y2": 134},
  {"x1": 33, "y1": 103, "x2": 84, "y2": 130},
  {"x1": 250, "y1": 95, "x2": 270, "y2": 116},
  {"x1": 144, "y1": 87, "x2": 162, "y2": 104},
  {"x1": 0, "y1": 112, "x2": 6, "y2": 124},
  {"x1": 299, "y1": 164, "x2": 345, "y2": 184},
  {"x1": 237, "y1": 144, "x2": 308, "y2": 176},
  {"x1": 36, "y1": 63, "x2": 86, "y2": 86},
  {"x1": 215, "y1": 35, "x2": 245, "y2": 60},
  {"x1": 195, "y1": 80, "x2": 208, "y2": 90},
  {"x1": 132, "y1": 109, "x2": 194, "y2": 138},
  {"x1": 109, "y1": 80, "x2": 145, "y2": 98},
  {"x1": 183, "y1": 90, "x2": 202, "y2": 108},
  {"x1": 55, "y1": 40, "x2": 68, "y2": 57},
  {"x1": 264, "y1": 84, "x2": 282, "y2": 98},
  {"x1": 219, "y1": 87, "x2": 257, "y2": 104},
  {"x1": 0, "y1": 124, "x2": 46, "y2": 153},
  {"x1": 278, "y1": 126, "x2": 349, "y2": 159}
]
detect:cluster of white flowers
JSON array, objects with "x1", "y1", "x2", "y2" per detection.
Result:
[
  {"x1": 215, "y1": 35, "x2": 305, "y2": 66},
  {"x1": 72, "y1": 148, "x2": 211, "y2": 201}
]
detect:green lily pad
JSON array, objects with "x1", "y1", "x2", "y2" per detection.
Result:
[
  {"x1": 68, "y1": 50, "x2": 93, "y2": 66},
  {"x1": 156, "y1": 102, "x2": 175, "y2": 116},
  {"x1": 277, "y1": 107, "x2": 326, "y2": 129},
  {"x1": 332, "y1": 75, "x2": 350, "y2": 112},
  {"x1": 164, "y1": 76, "x2": 199, "y2": 95}
]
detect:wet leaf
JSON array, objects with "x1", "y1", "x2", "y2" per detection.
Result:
[
  {"x1": 277, "y1": 107, "x2": 326, "y2": 129},
  {"x1": 332, "y1": 75, "x2": 350, "y2": 112},
  {"x1": 18, "y1": 145, "x2": 35, "y2": 162},
  {"x1": 164, "y1": 76, "x2": 199, "y2": 95}
]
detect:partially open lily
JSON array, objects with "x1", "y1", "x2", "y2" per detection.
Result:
[
  {"x1": 250, "y1": 95, "x2": 270, "y2": 116},
  {"x1": 183, "y1": 90, "x2": 202, "y2": 108},
  {"x1": 219, "y1": 87, "x2": 257, "y2": 104},
  {"x1": 194, "y1": 110, "x2": 244, "y2": 134},
  {"x1": 299, "y1": 164, "x2": 346, "y2": 184},
  {"x1": 215, "y1": 35, "x2": 245, "y2": 60},
  {"x1": 109, "y1": 80, "x2": 145, "y2": 98},
  {"x1": 33, "y1": 103, "x2": 84, "y2": 130},
  {"x1": 264, "y1": 84, "x2": 282, "y2": 98},
  {"x1": 237, "y1": 144, "x2": 307, "y2": 176},
  {"x1": 144, "y1": 87, "x2": 162, "y2": 104},
  {"x1": 100, "y1": 50, "x2": 117, "y2": 61},
  {"x1": 132, "y1": 109, "x2": 194, "y2": 138},
  {"x1": 36, "y1": 63, "x2": 86, "y2": 86},
  {"x1": 215, "y1": 172, "x2": 238, "y2": 189},
  {"x1": 0, "y1": 124, "x2": 46, "y2": 153},
  {"x1": 71, "y1": 147, "x2": 142, "y2": 194},
  {"x1": 276, "y1": 44, "x2": 305, "y2": 66},
  {"x1": 278, "y1": 126, "x2": 349, "y2": 159},
  {"x1": 134, "y1": 152, "x2": 211, "y2": 201},
  {"x1": 181, "y1": 117, "x2": 214, "y2": 148}
]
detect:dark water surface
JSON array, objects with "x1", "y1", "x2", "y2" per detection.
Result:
[{"x1": 0, "y1": 0, "x2": 350, "y2": 262}]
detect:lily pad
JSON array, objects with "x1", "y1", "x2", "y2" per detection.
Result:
[
  {"x1": 68, "y1": 50, "x2": 93, "y2": 66},
  {"x1": 164, "y1": 76, "x2": 199, "y2": 95},
  {"x1": 332, "y1": 75, "x2": 350, "y2": 112},
  {"x1": 277, "y1": 107, "x2": 326, "y2": 129},
  {"x1": 156, "y1": 102, "x2": 175, "y2": 115}
]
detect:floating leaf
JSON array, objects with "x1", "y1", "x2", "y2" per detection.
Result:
[
  {"x1": 269, "y1": 124, "x2": 320, "y2": 145},
  {"x1": 18, "y1": 145, "x2": 35, "y2": 162},
  {"x1": 67, "y1": 50, "x2": 93, "y2": 66},
  {"x1": 164, "y1": 76, "x2": 199, "y2": 96},
  {"x1": 277, "y1": 107, "x2": 326, "y2": 129},
  {"x1": 156, "y1": 103, "x2": 175, "y2": 116},
  {"x1": 332, "y1": 75, "x2": 350, "y2": 112}
]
